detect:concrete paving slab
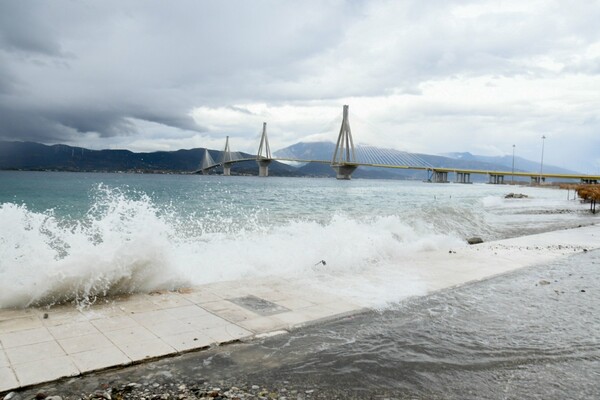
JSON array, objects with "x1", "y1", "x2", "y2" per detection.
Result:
[
  {"x1": 178, "y1": 289, "x2": 224, "y2": 304},
  {"x1": 148, "y1": 292, "x2": 193, "y2": 309},
  {"x1": 270, "y1": 311, "x2": 315, "y2": 328},
  {"x1": 5, "y1": 340, "x2": 66, "y2": 365},
  {"x1": 204, "y1": 325, "x2": 253, "y2": 343},
  {"x1": 161, "y1": 330, "x2": 213, "y2": 352},
  {"x1": 237, "y1": 316, "x2": 288, "y2": 333},
  {"x1": 83, "y1": 304, "x2": 128, "y2": 320},
  {"x1": 0, "y1": 309, "x2": 36, "y2": 322},
  {"x1": 115, "y1": 338, "x2": 175, "y2": 362},
  {"x1": 162, "y1": 304, "x2": 211, "y2": 320},
  {"x1": 12, "y1": 356, "x2": 79, "y2": 387},
  {"x1": 274, "y1": 297, "x2": 317, "y2": 311},
  {"x1": 130, "y1": 309, "x2": 180, "y2": 326},
  {"x1": 179, "y1": 313, "x2": 233, "y2": 330},
  {"x1": 200, "y1": 303, "x2": 258, "y2": 323},
  {"x1": 69, "y1": 346, "x2": 130, "y2": 373},
  {"x1": 0, "y1": 326, "x2": 54, "y2": 348},
  {"x1": 0, "y1": 316, "x2": 43, "y2": 334},
  {"x1": 144, "y1": 319, "x2": 197, "y2": 337},
  {"x1": 90, "y1": 315, "x2": 139, "y2": 332},
  {"x1": 40, "y1": 307, "x2": 87, "y2": 327},
  {"x1": 0, "y1": 367, "x2": 19, "y2": 392},
  {"x1": 103, "y1": 326, "x2": 158, "y2": 346},
  {"x1": 58, "y1": 333, "x2": 114, "y2": 355},
  {"x1": 48, "y1": 321, "x2": 99, "y2": 340}
]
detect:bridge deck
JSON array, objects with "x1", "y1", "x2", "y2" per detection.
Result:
[{"x1": 196, "y1": 156, "x2": 600, "y2": 181}]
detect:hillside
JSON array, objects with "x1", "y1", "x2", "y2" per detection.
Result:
[
  {"x1": 442, "y1": 152, "x2": 579, "y2": 175},
  {"x1": 0, "y1": 141, "x2": 298, "y2": 176},
  {"x1": 0, "y1": 140, "x2": 581, "y2": 181}
]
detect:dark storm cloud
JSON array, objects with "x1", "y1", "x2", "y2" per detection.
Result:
[
  {"x1": 0, "y1": 2, "x2": 64, "y2": 57},
  {"x1": 0, "y1": 1, "x2": 352, "y2": 143}
]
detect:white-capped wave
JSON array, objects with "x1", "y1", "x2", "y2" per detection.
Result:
[{"x1": 0, "y1": 187, "x2": 465, "y2": 309}]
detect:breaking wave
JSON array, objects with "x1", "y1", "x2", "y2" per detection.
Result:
[{"x1": 0, "y1": 186, "x2": 469, "y2": 309}]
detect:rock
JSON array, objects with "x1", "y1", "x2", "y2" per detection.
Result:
[
  {"x1": 539, "y1": 280, "x2": 551, "y2": 285},
  {"x1": 505, "y1": 193, "x2": 529, "y2": 199},
  {"x1": 45, "y1": 397, "x2": 62, "y2": 400},
  {"x1": 89, "y1": 391, "x2": 110, "y2": 400},
  {"x1": 467, "y1": 237, "x2": 484, "y2": 245},
  {"x1": 35, "y1": 393, "x2": 47, "y2": 400},
  {"x1": 581, "y1": 289, "x2": 586, "y2": 292},
  {"x1": 4, "y1": 393, "x2": 22, "y2": 400},
  {"x1": 252, "y1": 385, "x2": 260, "y2": 390},
  {"x1": 43, "y1": 313, "x2": 49, "y2": 319}
]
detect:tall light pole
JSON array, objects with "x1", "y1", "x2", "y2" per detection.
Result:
[
  {"x1": 511, "y1": 144, "x2": 516, "y2": 184},
  {"x1": 539, "y1": 135, "x2": 546, "y2": 184}
]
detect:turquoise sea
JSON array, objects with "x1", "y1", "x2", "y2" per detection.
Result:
[{"x1": 0, "y1": 170, "x2": 591, "y2": 309}]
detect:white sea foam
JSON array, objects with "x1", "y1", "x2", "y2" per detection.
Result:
[{"x1": 0, "y1": 187, "x2": 468, "y2": 309}]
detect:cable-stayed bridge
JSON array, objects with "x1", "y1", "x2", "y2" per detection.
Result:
[{"x1": 195, "y1": 105, "x2": 600, "y2": 184}]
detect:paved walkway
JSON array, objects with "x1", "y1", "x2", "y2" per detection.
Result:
[{"x1": 1, "y1": 224, "x2": 598, "y2": 392}]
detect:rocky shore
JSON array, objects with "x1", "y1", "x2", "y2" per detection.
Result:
[
  {"x1": 3, "y1": 380, "x2": 371, "y2": 400},
  {"x1": 5, "y1": 383, "x2": 310, "y2": 400}
]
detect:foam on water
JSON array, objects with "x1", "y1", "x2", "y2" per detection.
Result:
[
  {"x1": 0, "y1": 186, "x2": 467, "y2": 309},
  {"x1": 0, "y1": 181, "x2": 592, "y2": 310}
]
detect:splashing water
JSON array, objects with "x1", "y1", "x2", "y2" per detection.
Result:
[{"x1": 0, "y1": 174, "x2": 592, "y2": 309}]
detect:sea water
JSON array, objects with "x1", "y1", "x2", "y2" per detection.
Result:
[
  {"x1": 19, "y1": 243, "x2": 600, "y2": 399},
  {"x1": 0, "y1": 171, "x2": 593, "y2": 309},
  {"x1": 4, "y1": 170, "x2": 599, "y2": 398}
]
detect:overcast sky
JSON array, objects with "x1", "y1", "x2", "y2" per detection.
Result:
[{"x1": 1, "y1": 0, "x2": 599, "y2": 172}]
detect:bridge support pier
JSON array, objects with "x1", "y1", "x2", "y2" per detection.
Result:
[
  {"x1": 333, "y1": 164, "x2": 358, "y2": 180},
  {"x1": 331, "y1": 105, "x2": 358, "y2": 180},
  {"x1": 455, "y1": 172, "x2": 471, "y2": 184},
  {"x1": 581, "y1": 178, "x2": 598, "y2": 184},
  {"x1": 489, "y1": 174, "x2": 505, "y2": 184},
  {"x1": 223, "y1": 162, "x2": 234, "y2": 176},
  {"x1": 531, "y1": 176, "x2": 545, "y2": 184},
  {"x1": 430, "y1": 170, "x2": 448, "y2": 183},
  {"x1": 257, "y1": 159, "x2": 272, "y2": 177},
  {"x1": 256, "y1": 122, "x2": 272, "y2": 177}
]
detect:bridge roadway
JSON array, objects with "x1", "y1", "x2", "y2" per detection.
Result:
[{"x1": 195, "y1": 157, "x2": 600, "y2": 184}]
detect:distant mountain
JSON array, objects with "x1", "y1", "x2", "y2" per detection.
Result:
[
  {"x1": 442, "y1": 152, "x2": 579, "y2": 175},
  {"x1": 0, "y1": 141, "x2": 298, "y2": 176},
  {"x1": 0, "y1": 140, "x2": 582, "y2": 181},
  {"x1": 274, "y1": 141, "x2": 581, "y2": 181}
]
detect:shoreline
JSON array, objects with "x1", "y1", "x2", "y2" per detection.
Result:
[{"x1": 1, "y1": 223, "x2": 599, "y2": 395}]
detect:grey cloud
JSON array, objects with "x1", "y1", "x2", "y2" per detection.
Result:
[
  {"x1": 0, "y1": 0, "x2": 599, "y2": 172},
  {"x1": 0, "y1": 2, "x2": 64, "y2": 57},
  {"x1": 0, "y1": 0, "x2": 355, "y2": 143}
]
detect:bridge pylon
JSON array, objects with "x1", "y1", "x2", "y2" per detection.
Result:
[
  {"x1": 221, "y1": 136, "x2": 234, "y2": 176},
  {"x1": 201, "y1": 148, "x2": 216, "y2": 175},
  {"x1": 331, "y1": 105, "x2": 358, "y2": 180},
  {"x1": 256, "y1": 122, "x2": 272, "y2": 177}
]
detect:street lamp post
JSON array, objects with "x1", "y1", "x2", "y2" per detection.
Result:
[
  {"x1": 511, "y1": 144, "x2": 515, "y2": 184},
  {"x1": 539, "y1": 135, "x2": 546, "y2": 184}
]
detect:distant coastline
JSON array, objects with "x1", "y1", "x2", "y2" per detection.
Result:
[{"x1": 0, "y1": 140, "x2": 584, "y2": 181}]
